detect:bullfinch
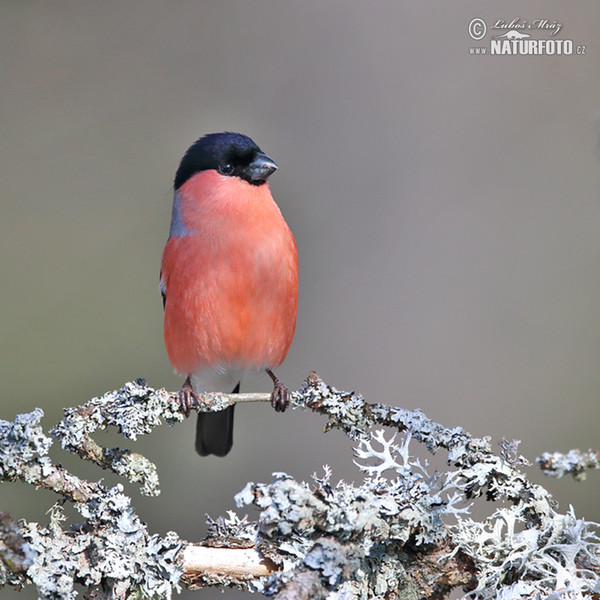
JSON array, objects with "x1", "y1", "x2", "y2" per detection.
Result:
[{"x1": 160, "y1": 133, "x2": 298, "y2": 456}]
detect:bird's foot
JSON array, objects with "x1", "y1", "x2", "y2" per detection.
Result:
[
  {"x1": 178, "y1": 376, "x2": 199, "y2": 417},
  {"x1": 267, "y1": 369, "x2": 290, "y2": 413}
]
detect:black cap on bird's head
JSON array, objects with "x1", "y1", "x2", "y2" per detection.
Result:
[{"x1": 174, "y1": 132, "x2": 278, "y2": 189}]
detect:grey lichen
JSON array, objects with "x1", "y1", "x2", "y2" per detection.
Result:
[
  {"x1": 0, "y1": 510, "x2": 30, "y2": 588},
  {"x1": 22, "y1": 497, "x2": 183, "y2": 600},
  {"x1": 205, "y1": 511, "x2": 258, "y2": 547},
  {"x1": 537, "y1": 448, "x2": 600, "y2": 482},
  {"x1": 452, "y1": 505, "x2": 600, "y2": 598},
  {"x1": 1, "y1": 373, "x2": 600, "y2": 599},
  {"x1": 231, "y1": 375, "x2": 600, "y2": 598},
  {"x1": 235, "y1": 430, "x2": 475, "y2": 598},
  {"x1": 53, "y1": 380, "x2": 183, "y2": 446},
  {"x1": 0, "y1": 408, "x2": 53, "y2": 483},
  {"x1": 52, "y1": 379, "x2": 182, "y2": 497},
  {"x1": 1, "y1": 383, "x2": 186, "y2": 599}
]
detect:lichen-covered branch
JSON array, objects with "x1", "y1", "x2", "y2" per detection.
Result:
[
  {"x1": 0, "y1": 409, "x2": 100, "y2": 503},
  {"x1": 51, "y1": 379, "x2": 272, "y2": 497},
  {"x1": 537, "y1": 448, "x2": 600, "y2": 481},
  {"x1": 0, "y1": 511, "x2": 29, "y2": 588},
  {"x1": 1, "y1": 373, "x2": 599, "y2": 599}
]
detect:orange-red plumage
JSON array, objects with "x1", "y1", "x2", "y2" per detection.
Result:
[{"x1": 161, "y1": 171, "x2": 297, "y2": 379}]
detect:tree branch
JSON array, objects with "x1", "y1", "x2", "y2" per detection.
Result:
[
  {"x1": 1, "y1": 373, "x2": 599, "y2": 599},
  {"x1": 181, "y1": 545, "x2": 279, "y2": 587}
]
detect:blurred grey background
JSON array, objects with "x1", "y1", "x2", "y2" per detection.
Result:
[{"x1": 2, "y1": 2, "x2": 600, "y2": 599}]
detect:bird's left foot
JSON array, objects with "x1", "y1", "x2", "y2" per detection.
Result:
[
  {"x1": 267, "y1": 369, "x2": 290, "y2": 413},
  {"x1": 178, "y1": 376, "x2": 199, "y2": 417}
]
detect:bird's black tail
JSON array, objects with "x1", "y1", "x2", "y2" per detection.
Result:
[{"x1": 195, "y1": 383, "x2": 238, "y2": 457}]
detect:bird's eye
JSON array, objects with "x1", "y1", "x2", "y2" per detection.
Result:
[{"x1": 218, "y1": 163, "x2": 235, "y2": 176}]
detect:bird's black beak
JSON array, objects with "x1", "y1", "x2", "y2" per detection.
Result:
[{"x1": 244, "y1": 152, "x2": 278, "y2": 185}]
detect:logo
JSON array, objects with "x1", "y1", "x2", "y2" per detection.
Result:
[
  {"x1": 467, "y1": 17, "x2": 586, "y2": 56},
  {"x1": 497, "y1": 31, "x2": 530, "y2": 40},
  {"x1": 468, "y1": 18, "x2": 486, "y2": 41}
]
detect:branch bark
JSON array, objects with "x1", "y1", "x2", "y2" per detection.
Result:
[{"x1": 181, "y1": 545, "x2": 279, "y2": 589}]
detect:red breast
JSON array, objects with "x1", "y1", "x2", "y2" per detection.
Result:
[{"x1": 161, "y1": 170, "x2": 298, "y2": 378}]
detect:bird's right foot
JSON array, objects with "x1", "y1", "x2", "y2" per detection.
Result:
[{"x1": 266, "y1": 369, "x2": 290, "y2": 413}]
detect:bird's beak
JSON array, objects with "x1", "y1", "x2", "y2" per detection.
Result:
[{"x1": 244, "y1": 153, "x2": 278, "y2": 184}]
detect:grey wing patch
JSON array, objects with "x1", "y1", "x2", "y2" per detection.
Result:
[
  {"x1": 169, "y1": 190, "x2": 192, "y2": 239},
  {"x1": 159, "y1": 273, "x2": 166, "y2": 309}
]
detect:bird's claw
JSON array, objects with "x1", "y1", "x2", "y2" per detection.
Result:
[
  {"x1": 267, "y1": 369, "x2": 290, "y2": 413},
  {"x1": 270, "y1": 381, "x2": 289, "y2": 412},
  {"x1": 178, "y1": 377, "x2": 199, "y2": 417}
]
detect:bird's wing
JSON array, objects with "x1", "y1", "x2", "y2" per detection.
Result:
[{"x1": 159, "y1": 270, "x2": 166, "y2": 309}]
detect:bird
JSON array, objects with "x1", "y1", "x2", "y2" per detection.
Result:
[{"x1": 160, "y1": 132, "x2": 298, "y2": 456}]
